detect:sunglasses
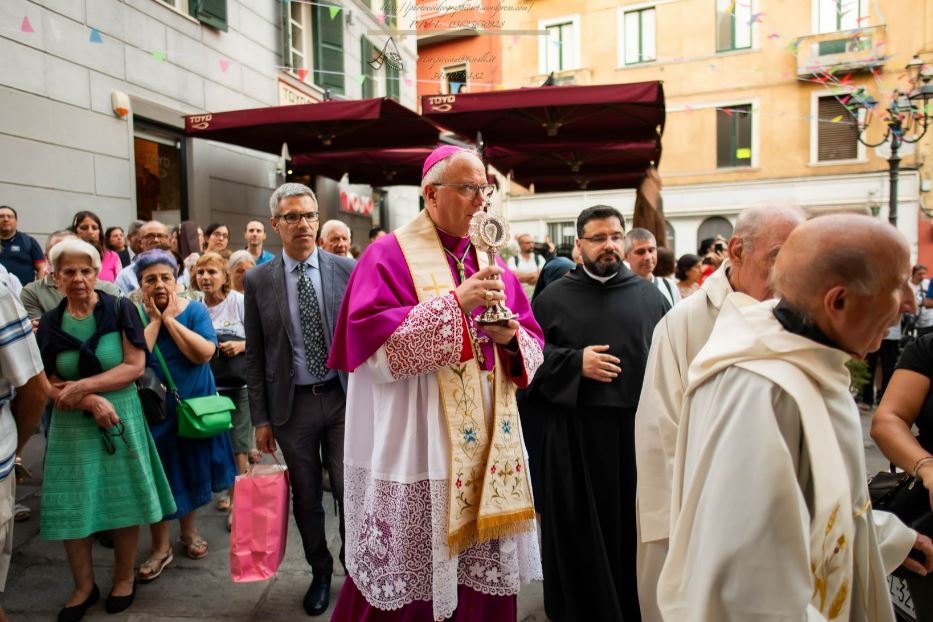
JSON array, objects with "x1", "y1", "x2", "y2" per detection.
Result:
[{"x1": 100, "y1": 421, "x2": 137, "y2": 458}]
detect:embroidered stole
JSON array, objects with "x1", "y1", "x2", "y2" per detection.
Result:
[
  {"x1": 738, "y1": 359, "x2": 855, "y2": 621},
  {"x1": 395, "y1": 210, "x2": 535, "y2": 554}
]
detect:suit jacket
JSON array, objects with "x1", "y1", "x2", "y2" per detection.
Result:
[{"x1": 244, "y1": 249, "x2": 354, "y2": 427}]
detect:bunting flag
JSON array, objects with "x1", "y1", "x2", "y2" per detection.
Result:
[
  {"x1": 89, "y1": 27, "x2": 102, "y2": 43},
  {"x1": 328, "y1": 5, "x2": 340, "y2": 20},
  {"x1": 748, "y1": 12, "x2": 765, "y2": 25},
  {"x1": 403, "y1": 77, "x2": 414, "y2": 86},
  {"x1": 152, "y1": 51, "x2": 166, "y2": 62},
  {"x1": 358, "y1": 74, "x2": 366, "y2": 85},
  {"x1": 377, "y1": 11, "x2": 385, "y2": 24},
  {"x1": 219, "y1": 58, "x2": 231, "y2": 72},
  {"x1": 297, "y1": 67, "x2": 310, "y2": 81},
  {"x1": 722, "y1": 108, "x2": 733, "y2": 116},
  {"x1": 20, "y1": 16, "x2": 34, "y2": 33},
  {"x1": 511, "y1": 34, "x2": 520, "y2": 44},
  {"x1": 768, "y1": 33, "x2": 781, "y2": 39},
  {"x1": 830, "y1": 114, "x2": 843, "y2": 123}
]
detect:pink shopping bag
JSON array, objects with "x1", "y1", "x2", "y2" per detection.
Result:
[{"x1": 230, "y1": 463, "x2": 290, "y2": 582}]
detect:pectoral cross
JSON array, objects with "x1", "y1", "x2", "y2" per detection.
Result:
[{"x1": 423, "y1": 274, "x2": 446, "y2": 298}]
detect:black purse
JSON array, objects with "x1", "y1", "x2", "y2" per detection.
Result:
[
  {"x1": 868, "y1": 469, "x2": 933, "y2": 534},
  {"x1": 211, "y1": 334, "x2": 247, "y2": 387},
  {"x1": 136, "y1": 367, "x2": 166, "y2": 426}
]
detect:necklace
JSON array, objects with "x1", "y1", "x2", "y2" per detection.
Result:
[{"x1": 443, "y1": 242, "x2": 472, "y2": 283}]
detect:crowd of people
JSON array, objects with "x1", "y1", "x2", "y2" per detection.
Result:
[{"x1": 2, "y1": 143, "x2": 933, "y2": 622}]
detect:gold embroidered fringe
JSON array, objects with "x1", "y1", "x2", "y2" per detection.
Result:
[{"x1": 395, "y1": 211, "x2": 536, "y2": 556}]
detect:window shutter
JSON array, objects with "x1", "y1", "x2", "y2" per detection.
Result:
[
  {"x1": 386, "y1": 63, "x2": 400, "y2": 100},
  {"x1": 189, "y1": 0, "x2": 228, "y2": 32},
  {"x1": 361, "y1": 38, "x2": 375, "y2": 98},
  {"x1": 313, "y1": 3, "x2": 345, "y2": 94},
  {"x1": 282, "y1": 0, "x2": 293, "y2": 69},
  {"x1": 817, "y1": 97, "x2": 858, "y2": 161}
]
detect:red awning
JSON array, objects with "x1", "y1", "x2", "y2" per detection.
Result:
[
  {"x1": 485, "y1": 139, "x2": 660, "y2": 190},
  {"x1": 421, "y1": 82, "x2": 665, "y2": 144},
  {"x1": 185, "y1": 98, "x2": 441, "y2": 155},
  {"x1": 291, "y1": 147, "x2": 433, "y2": 186}
]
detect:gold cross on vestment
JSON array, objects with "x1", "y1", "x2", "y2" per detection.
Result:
[{"x1": 423, "y1": 274, "x2": 447, "y2": 298}]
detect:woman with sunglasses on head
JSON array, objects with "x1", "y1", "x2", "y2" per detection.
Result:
[
  {"x1": 134, "y1": 250, "x2": 237, "y2": 581},
  {"x1": 36, "y1": 239, "x2": 175, "y2": 622},
  {"x1": 70, "y1": 211, "x2": 122, "y2": 283}
]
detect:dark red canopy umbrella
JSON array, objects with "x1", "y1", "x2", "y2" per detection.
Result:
[
  {"x1": 516, "y1": 171, "x2": 648, "y2": 192},
  {"x1": 421, "y1": 82, "x2": 665, "y2": 144},
  {"x1": 291, "y1": 147, "x2": 433, "y2": 186},
  {"x1": 485, "y1": 139, "x2": 660, "y2": 186},
  {"x1": 185, "y1": 98, "x2": 441, "y2": 155}
]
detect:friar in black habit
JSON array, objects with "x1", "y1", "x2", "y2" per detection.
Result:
[{"x1": 527, "y1": 204, "x2": 669, "y2": 622}]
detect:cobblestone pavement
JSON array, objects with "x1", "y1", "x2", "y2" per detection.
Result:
[{"x1": 3, "y1": 408, "x2": 885, "y2": 621}]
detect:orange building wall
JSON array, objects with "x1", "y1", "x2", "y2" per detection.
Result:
[{"x1": 414, "y1": 3, "x2": 503, "y2": 104}]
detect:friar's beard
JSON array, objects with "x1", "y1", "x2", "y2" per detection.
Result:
[{"x1": 582, "y1": 250, "x2": 622, "y2": 277}]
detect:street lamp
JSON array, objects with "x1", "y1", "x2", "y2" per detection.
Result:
[{"x1": 853, "y1": 54, "x2": 933, "y2": 226}]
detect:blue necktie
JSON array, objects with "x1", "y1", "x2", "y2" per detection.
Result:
[{"x1": 296, "y1": 262, "x2": 328, "y2": 377}]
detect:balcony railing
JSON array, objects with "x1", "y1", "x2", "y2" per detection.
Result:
[{"x1": 796, "y1": 25, "x2": 887, "y2": 77}]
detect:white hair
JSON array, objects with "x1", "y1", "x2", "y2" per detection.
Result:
[
  {"x1": 269, "y1": 183, "x2": 317, "y2": 217},
  {"x1": 320, "y1": 219, "x2": 350, "y2": 239},
  {"x1": 49, "y1": 238, "x2": 101, "y2": 271},
  {"x1": 623, "y1": 228, "x2": 656, "y2": 255},
  {"x1": 228, "y1": 250, "x2": 256, "y2": 270},
  {"x1": 733, "y1": 204, "x2": 807, "y2": 252}
]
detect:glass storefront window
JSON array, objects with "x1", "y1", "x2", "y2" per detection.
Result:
[{"x1": 134, "y1": 123, "x2": 186, "y2": 224}]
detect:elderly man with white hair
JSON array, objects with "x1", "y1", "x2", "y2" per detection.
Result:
[
  {"x1": 658, "y1": 214, "x2": 932, "y2": 621},
  {"x1": 319, "y1": 220, "x2": 351, "y2": 258},
  {"x1": 634, "y1": 204, "x2": 806, "y2": 620},
  {"x1": 328, "y1": 145, "x2": 545, "y2": 621}
]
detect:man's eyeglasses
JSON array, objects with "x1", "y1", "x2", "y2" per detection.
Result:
[
  {"x1": 433, "y1": 183, "x2": 496, "y2": 201},
  {"x1": 579, "y1": 234, "x2": 625, "y2": 245},
  {"x1": 100, "y1": 421, "x2": 136, "y2": 458},
  {"x1": 276, "y1": 211, "x2": 320, "y2": 225}
]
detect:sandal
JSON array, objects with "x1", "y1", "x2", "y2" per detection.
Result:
[
  {"x1": 13, "y1": 503, "x2": 30, "y2": 522},
  {"x1": 138, "y1": 549, "x2": 173, "y2": 583},
  {"x1": 180, "y1": 534, "x2": 208, "y2": 559},
  {"x1": 215, "y1": 494, "x2": 231, "y2": 512}
]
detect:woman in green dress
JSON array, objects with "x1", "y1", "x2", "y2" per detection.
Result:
[{"x1": 36, "y1": 239, "x2": 175, "y2": 622}]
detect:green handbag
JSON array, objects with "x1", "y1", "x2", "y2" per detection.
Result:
[{"x1": 138, "y1": 304, "x2": 234, "y2": 439}]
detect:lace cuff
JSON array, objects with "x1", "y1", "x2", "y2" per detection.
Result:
[
  {"x1": 384, "y1": 294, "x2": 467, "y2": 380},
  {"x1": 507, "y1": 327, "x2": 544, "y2": 388}
]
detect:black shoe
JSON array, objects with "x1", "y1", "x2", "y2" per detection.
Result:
[
  {"x1": 302, "y1": 573, "x2": 332, "y2": 616},
  {"x1": 57, "y1": 584, "x2": 100, "y2": 622},
  {"x1": 105, "y1": 580, "x2": 137, "y2": 614}
]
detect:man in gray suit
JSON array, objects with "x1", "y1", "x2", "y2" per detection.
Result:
[{"x1": 244, "y1": 183, "x2": 355, "y2": 616}]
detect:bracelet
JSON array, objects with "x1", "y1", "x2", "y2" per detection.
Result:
[{"x1": 912, "y1": 456, "x2": 933, "y2": 479}]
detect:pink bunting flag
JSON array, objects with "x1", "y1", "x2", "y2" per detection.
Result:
[
  {"x1": 219, "y1": 58, "x2": 231, "y2": 73},
  {"x1": 297, "y1": 68, "x2": 310, "y2": 82},
  {"x1": 403, "y1": 77, "x2": 414, "y2": 86},
  {"x1": 721, "y1": 107, "x2": 733, "y2": 117},
  {"x1": 511, "y1": 34, "x2": 520, "y2": 44},
  {"x1": 378, "y1": 11, "x2": 385, "y2": 24},
  {"x1": 767, "y1": 33, "x2": 780, "y2": 40},
  {"x1": 20, "y1": 16, "x2": 34, "y2": 33}
]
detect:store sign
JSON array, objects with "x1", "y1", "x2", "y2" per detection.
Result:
[
  {"x1": 340, "y1": 189, "x2": 373, "y2": 216},
  {"x1": 278, "y1": 80, "x2": 319, "y2": 106}
]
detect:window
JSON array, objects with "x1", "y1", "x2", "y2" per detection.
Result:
[
  {"x1": 313, "y1": 2, "x2": 345, "y2": 94},
  {"x1": 716, "y1": 104, "x2": 752, "y2": 168},
  {"x1": 545, "y1": 21, "x2": 574, "y2": 73},
  {"x1": 548, "y1": 221, "x2": 577, "y2": 253},
  {"x1": 716, "y1": 0, "x2": 751, "y2": 52},
  {"x1": 816, "y1": 96, "x2": 859, "y2": 161},
  {"x1": 361, "y1": 38, "x2": 375, "y2": 98},
  {"x1": 623, "y1": 8, "x2": 656, "y2": 65},
  {"x1": 442, "y1": 64, "x2": 467, "y2": 94},
  {"x1": 289, "y1": 1, "x2": 307, "y2": 70},
  {"x1": 384, "y1": 0, "x2": 397, "y2": 28},
  {"x1": 817, "y1": 0, "x2": 863, "y2": 33}
]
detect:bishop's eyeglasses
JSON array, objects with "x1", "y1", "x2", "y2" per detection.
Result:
[{"x1": 433, "y1": 183, "x2": 496, "y2": 201}]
